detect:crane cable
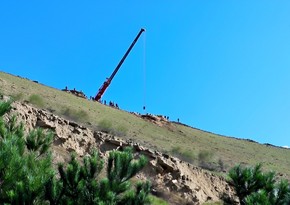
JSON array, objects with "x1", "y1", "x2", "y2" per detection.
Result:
[{"x1": 143, "y1": 30, "x2": 146, "y2": 112}]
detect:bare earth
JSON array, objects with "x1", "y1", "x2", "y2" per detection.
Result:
[{"x1": 8, "y1": 101, "x2": 238, "y2": 205}]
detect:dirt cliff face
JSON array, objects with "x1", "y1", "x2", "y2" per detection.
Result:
[{"x1": 10, "y1": 102, "x2": 238, "y2": 205}]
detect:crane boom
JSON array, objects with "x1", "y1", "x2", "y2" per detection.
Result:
[{"x1": 94, "y1": 28, "x2": 145, "y2": 101}]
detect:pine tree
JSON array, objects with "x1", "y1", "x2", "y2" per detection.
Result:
[
  {"x1": 105, "y1": 147, "x2": 150, "y2": 204},
  {"x1": 45, "y1": 151, "x2": 104, "y2": 205},
  {"x1": 45, "y1": 147, "x2": 151, "y2": 205},
  {"x1": 228, "y1": 164, "x2": 273, "y2": 204},
  {"x1": 245, "y1": 179, "x2": 290, "y2": 205},
  {"x1": 0, "y1": 100, "x2": 54, "y2": 204},
  {"x1": 0, "y1": 100, "x2": 151, "y2": 204},
  {"x1": 229, "y1": 163, "x2": 290, "y2": 205},
  {"x1": 273, "y1": 180, "x2": 290, "y2": 205},
  {"x1": 244, "y1": 190, "x2": 271, "y2": 205}
]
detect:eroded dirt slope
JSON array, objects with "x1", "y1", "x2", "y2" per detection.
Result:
[{"x1": 9, "y1": 101, "x2": 238, "y2": 205}]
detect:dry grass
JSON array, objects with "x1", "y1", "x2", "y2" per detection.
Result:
[{"x1": 1, "y1": 71, "x2": 290, "y2": 180}]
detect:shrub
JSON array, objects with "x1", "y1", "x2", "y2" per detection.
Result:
[
  {"x1": 170, "y1": 146, "x2": 195, "y2": 163},
  {"x1": 9, "y1": 92, "x2": 24, "y2": 101},
  {"x1": 198, "y1": 150, "x2": 217, "y2": 170},
  {"x1": 98, "y1": 119, "x2": 113, "y2": 133},
  {"x1": 61, "y1": 107, "x2": 88, "y2": 122},
  {"x1": 198, "y1": 150, "x2": 213, "y2": 163},
  {"x1": 28, "y1": 94, "x2": 45, "y2": 107},
  {"x1": 171, "y1": 146, "x2": 181, "y2": 155},
  {"x1": 114, "y1": 124, "x2": 128, "y2": 137},
  {"x1": 218, "y1": 158, "x2": 226, "y2": 171},
  {"x1": 180, "y1": 150, "x2": 195, "y2": 163},
  {"x1": 97, "y1": 119, "x2": 128, "y2": 137}
]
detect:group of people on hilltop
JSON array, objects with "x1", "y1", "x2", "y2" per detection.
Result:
[
  {"x1": 161, "y1": 115, "x2": 180, "y2": 123},
  {"x1": 87, "y1": 96, "x2": 120, "y2": 109},
  {"x1": 63, "y1": 86, "x2": 87, "y2": 99},
  {"x1": 63, "y1": 86, "x2": 182, "y2": 122},
  {"x1": 100, "y1": 100, "x2": 119, "y2": 109},
  {"x1": 108, "y1": 101, "x2": 119, "y2": 109}
]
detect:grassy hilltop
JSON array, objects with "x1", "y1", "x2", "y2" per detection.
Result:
[{"x1": 1, "y1": 71, "x2": 290, "y2": 179}]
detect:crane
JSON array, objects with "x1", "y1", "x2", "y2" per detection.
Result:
[{"x1": 94, "y1": 28, "x2": 145, "y2": 101}]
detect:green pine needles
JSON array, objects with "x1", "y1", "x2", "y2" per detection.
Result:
[
  {"x1": 45, "y1": 148, "x2": 151, "y2": 205},
  {"x1": 228, "y1": 164, "x2": 290, "y2": 205},
  {"x1": 0, "y1": 100, "x2": 53, "y2": 204},
  {"x1": 0, "y1": 100, "x2": 151, "y2": 205}
]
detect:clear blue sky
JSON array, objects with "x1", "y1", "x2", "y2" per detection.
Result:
[{"x1": 1, "y1": 1, "x2": 290, "y2": 147}]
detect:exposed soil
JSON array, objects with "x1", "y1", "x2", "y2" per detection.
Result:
[{"x1": 8, "y1": 101, "x2": 239, "y2": 205}]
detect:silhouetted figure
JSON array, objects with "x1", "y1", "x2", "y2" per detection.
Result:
[
  {"x1": 177, "y1": 118, "x2": 180, "y2": 123},
  {"x1": 104, "y1": 100, "x2": 106, "y2": 105}
]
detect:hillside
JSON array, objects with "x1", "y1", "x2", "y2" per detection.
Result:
[
  {"x1": 7, "y1": 100, "x2": 238, "y2": 204},
  {"x1": 1, "y1": 71, "x2": 290, "y2": 203}
]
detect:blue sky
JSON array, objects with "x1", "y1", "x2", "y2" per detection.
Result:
[{"x1": 1, "y1": 1, "x2": 290, "y2": 147}]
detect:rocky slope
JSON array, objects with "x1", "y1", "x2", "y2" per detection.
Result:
[{"x1": 9, "y1": 101, "x2": 238, "y2": 205}]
